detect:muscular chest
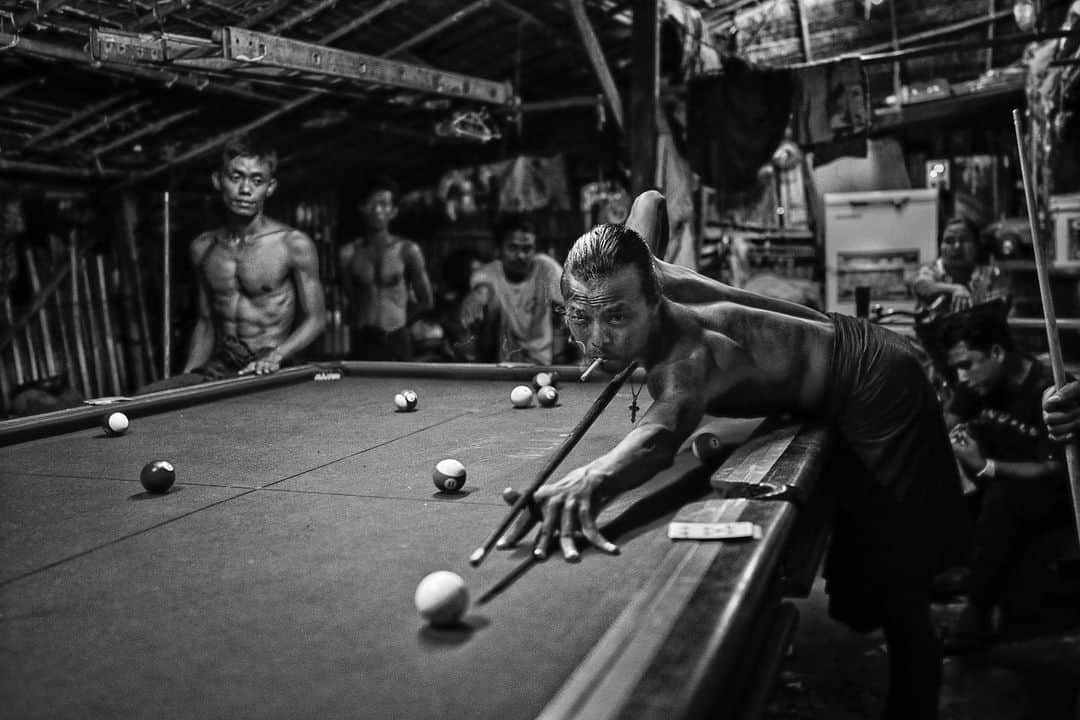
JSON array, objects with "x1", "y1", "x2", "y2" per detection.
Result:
[
  {"x1": 351, "y1": 246, "x2": 404, "y2": 288},
  {"x1": 204, "y1": 243, "x2": 290, "y2": 297}
]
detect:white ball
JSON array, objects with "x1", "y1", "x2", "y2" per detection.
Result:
[
  {"x1": 510, "y1": 385, "x2": 534, "y2": 408},
  {"x1": 415, "y1": 570, "x2": 469, "y2": 627},
  {"x1": 103, "y1": 411, "x2": 129, "y2": 435},
  {"x1": 394, "y1": 389, "x2": 419, "y2": 411},
  {"x1": 433, "y1": 458, "x2": 467, "y2": 492}
]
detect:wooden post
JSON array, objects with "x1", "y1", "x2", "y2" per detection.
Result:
[
  {"x1": 96, "y1": 255, "x2": 122, "y2": 396},
  {"x1": 794, "y1": 0, "x2": 813, "y2": 61},
  {"x1": 629, "y1": 0, "x2": 659, "y2": 197},
  {"x1": 568, "y1": 0, "x2": 625, "y2": 132}
]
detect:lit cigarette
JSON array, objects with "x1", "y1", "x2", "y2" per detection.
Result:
[{"x1": 580, "y1": 357, "x2": 604, "y2": 382}]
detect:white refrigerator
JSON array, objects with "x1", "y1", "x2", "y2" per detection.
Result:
[{"x1": 824, "y1": 188, "x2": 940, "y2": 315}]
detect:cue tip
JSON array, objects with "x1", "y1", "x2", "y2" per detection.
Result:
[
  {"x1": 468, "y1": 546, "x2": 487, "y2": 566},
  {"x1": 580, "y1": 357, "x2": 604, "y2": 382}
]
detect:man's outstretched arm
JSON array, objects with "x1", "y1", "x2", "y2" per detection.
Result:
[{"x1": 626, "y1": 190, "x2": 826, "y2": 321}]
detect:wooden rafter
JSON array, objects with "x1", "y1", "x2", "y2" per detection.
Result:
[
  {"x1": 268, "y1": 0, "x2": 341, "y2": 34},
  {"x1": 14, "y1": 0, "x2": 68, "y2": 32},
  {"x1": 383, "y1": 0, "x2": 492, "y2": 57},
  {"x1": 91, "y1": 107, "x2": 200, "y2": 157},
  {"x1": 0, "y1": 77, "x2": 45, "y2": 102},
  {"x1": 321, "y1": 0, "x2": 411, "y2": 46},
  {"x1": 568, "y1": 0, "x2": 624, "y2": 130},
  {"x1": 45, "y1": 100, "x2": 154, "y2": 151},
  {"x1": 238, "y1": 0, "x2": 295, "y2": 29},
  {"x1": 21, "y1": 92, "x2": 137, "y2": 152}
]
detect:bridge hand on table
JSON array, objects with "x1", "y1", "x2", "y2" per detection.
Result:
[{"x1": 496, "y1": 468, "x2": 619, "y2": 563}]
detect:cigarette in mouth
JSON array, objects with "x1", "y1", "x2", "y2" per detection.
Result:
[{"x1": 580, "y1": 357, "x2": 604, "y2": 382}]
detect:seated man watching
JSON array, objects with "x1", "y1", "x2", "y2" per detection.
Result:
[
  {"x1": 942, "y1": 309, "x2": 1071, "y2": 651},
  {"x1": 459, "y1": 214, "x2": 565, "y2": 365},
  {"x1": 497, "y1": 191, "x2": 969, "y2": 720},
  {"x1": 140, "y1": 136, "x2": 326, "y2": 393}
]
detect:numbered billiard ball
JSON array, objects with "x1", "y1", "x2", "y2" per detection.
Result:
[
  {"x1": 140, "y1": 461, "x2": 175, "y2": 493},
  {"x1": 415, "y1": 570, "x2": 469, "y2": 627},
  {"x1": 510, "y1": 385, "x2": 534, "y2": 408},
  {"x1": 394, "y1": 389, "x2": 419, "y2": 412},
  {"x1": 102, "y1": 411, "x2": 129, "y2": 436},
  {"x1": 433, "y1": 458, "x2": 467, "y2": 493},
  {"x1": 537, "y1": 386, "x2": 559, "y2": 408}
]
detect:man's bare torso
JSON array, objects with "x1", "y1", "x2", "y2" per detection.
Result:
[
  {"x1": 194, "y1": 218, "x2": 300, "y2": 351},
  {"x1": 344, "y1": 236, "x2": 410, "y2": 331},
  {"x1": 654, "y1": 300, "x2": 835, "y2": 418}
]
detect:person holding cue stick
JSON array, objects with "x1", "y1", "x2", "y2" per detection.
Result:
[
  {"x1": 490, "y1": 191, "x2": 971, "y2": 720},
  {"x1": 1013, "y1": 109, "x2": 1080, "y2": 554}
]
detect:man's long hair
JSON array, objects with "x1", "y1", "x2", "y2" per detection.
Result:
[{"x1": 562, "y1": 224, "x2": 661, "y2": 305}]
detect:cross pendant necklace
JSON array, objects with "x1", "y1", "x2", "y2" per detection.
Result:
[{"x1": 629, "y1": 379, "x2": 643, "y2": 423}]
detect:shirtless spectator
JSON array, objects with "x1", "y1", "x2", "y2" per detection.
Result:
[
  {"x1": 339, "y1": 177, "x2": 433, "y2": 361},
  {"x1": 139, "y1": 136, "x2": 326, "y2": 393}
]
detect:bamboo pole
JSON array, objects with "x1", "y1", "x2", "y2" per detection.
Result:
[
  {"x1": 96, "y1": 255, "x2": 122, "y2": 396},
  {"x1": 80, "y1": 256, "x2": 106, "y2": 397},
  {"x1": 23, "y1": 250, "x2": 58, "y2": 377},
  {"x1": 2, "y1": 297, "x2": 27, "y2": 387},
  {"x1": 69, "y1": 237, "x2": 92, "y2": 397},
  {"x1": 120, "y1": 193, "x2": 157, "y2": 383},
  {"x1": 162, "y1": 190, "x2": 172, "y2": 379},
  {"x1": 22, "y1": 311, "x2": 41, "y2": 382}
]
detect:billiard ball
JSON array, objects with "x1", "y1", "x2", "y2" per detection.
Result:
[
  {"x1": 510, "y1": 385, "x2": 534, "y2": 408},
  {"x1": 415, "y1": 570, "x2": 469, "y2": 627},
  {"x1": 394, "y1": 389, "x2": 419, "y2": 412},
  {"x1": 537, "y1": 386, "x2": 559, "y2": 408},
  {"x1": 102, "y1": 411, "x2": 129, "y2": 436},
  {"x1": 140, "y1": 461, "x2": 175, "y2": 493},
  {"x1": 691, "y1": 433, "x2": 726, "y2": 463},
  {"x1": 433, "y1": 458, "x2": 467, "y2": 493},
  {"x1": 532, "y1": 371, "x2": 559, "y2": 390}
]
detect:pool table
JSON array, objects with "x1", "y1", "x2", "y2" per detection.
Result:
[{"x1": 0, "y1": 362, "x2": 833, "y2": 720}]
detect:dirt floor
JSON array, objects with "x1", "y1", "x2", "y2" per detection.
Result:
[{"x1": 763, "y1": 579, "x2": 1080, "y2": 720}]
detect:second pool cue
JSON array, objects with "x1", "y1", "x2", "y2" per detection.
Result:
[
  {"x1": 469, "y1": 360, "x2": 640, "y2": 567},
  {"x1": 23, "y1": 250, "x2": 58, "y2": 377},
  {"x1": 1013, "y1": 108, "x2": 1080, "y2": 543},
  {"x1": 162, "y1": 189, "x2": 172, "y2": 379},
  {"x1": 95, "y1": 255, "x2": 122, "y2": 396}
]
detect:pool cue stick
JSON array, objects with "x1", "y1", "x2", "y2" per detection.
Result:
[
  {"x1": 68, "y1": 237, "x2": 92, "y2": 398},
  {"x1": 476, "y1": 554, "x2": 540, "y2": 605},
  {"x1": 23, "y1": 250, "x2": 58, "y2": 377},
  {"x1": 52, "y1": 269, "x2": 77, "y2": 393},
  {"x1": 1013, "y1": 108, "x2": 1080, "y2": 544},
  {"x1": 95, "y1": 254, "x2": 122, "y2": 395},
  {"x1": 162, "y1": 190, "x2": 171, "y2": 379},
  {"x1": 469, "y1": 360, "x2": 640, "y2": 567},
  {"x1": 22, "y1": 308, "x2": 41, "y2": 382},
  {"x1": 80, "y1": 256, "x2": 106, "y2": 397}
]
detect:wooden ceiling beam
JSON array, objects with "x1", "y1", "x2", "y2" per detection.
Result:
[
  {"x1": 14, "y1": 0, "x2": 68, "y2": 32},
  {"x1": 91, "y1": 107, "x2": 200, "y2": 157},
  {"x1": 568, "y1": 0, "x2": 624, "y2": 130},
  {"x1": 383, "y1": 0, "x2": 491, "y2": 57},
  {"x1": 21, "y1": 92, "x2": 137, "y2": 152},
  {"x1": 45, "y1": 100, "x2": 154, "y2": 151}
]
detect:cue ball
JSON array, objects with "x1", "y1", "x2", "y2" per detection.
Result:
[
  {"x1": 394, "y1": 389, "x2": 419, "y2": 412},
  {"x1": 537, "y1": 386, "x2": 559, "y2": 408},
  {"x1": 433, "y1": 458, "x2": 467, "y2": 493},
  {"x1": 102, "y1": 411, "x2": 129, "y2": 436},
  {"x1": 140, "y1": 461, "x2": 175, "y2": 493},
  {"x1": 415, "y1": 570, "x2": 469, "y2": 627},
  {"x1": 532, "y1": 371, "x2": 559, "y2": 390},
  {"x1": 510, "y1": 385, "x2": 534, "y2": 408}
]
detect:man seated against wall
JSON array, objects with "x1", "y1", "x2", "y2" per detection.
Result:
[
  {"x1": 939, "y1": 305, "x2": 1074, "y2": 652},
  {"x1": 140, "y1": 136, "x2": 326, "y2": 394}
]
